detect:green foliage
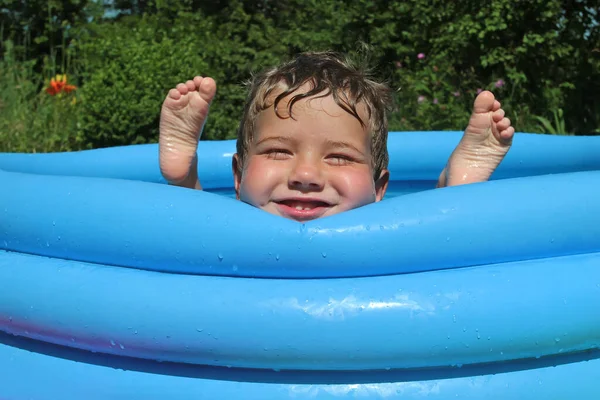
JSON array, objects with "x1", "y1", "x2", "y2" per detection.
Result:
[
  {"x1": 532, "y1": 109, "x2": 571, "y2": 135},
  {"x1": 1, "y1": 0, "x2": 599, "y2": 153},
  {"x1": 0, "y1": 40, "x2": 81, "y2": 152},
  {"x1": 75, "y1": 16, "x2": 211, "y2": 147},
  {"x1": 0, "y1": 0, "x2": 100, "y2": 72}
]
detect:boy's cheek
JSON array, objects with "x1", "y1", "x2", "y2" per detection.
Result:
[
  {"x1": 334, "y1": 171, "x2": 377, "y2": 204},
  {"x1": 239, "y1": 160, "x2": 279, "y2": 202}
]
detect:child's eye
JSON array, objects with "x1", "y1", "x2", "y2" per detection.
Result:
[
  {"x1": 327, "y1": 154, "x2": 354, "y2": 165},
  {"x1": 265, "y1": 149, "x2": 292, "y2": 160}
]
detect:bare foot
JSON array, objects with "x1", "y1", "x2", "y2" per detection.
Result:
[
  {"x1": 159, "y1": 76, "x2": 217, "y2": 186},
  {"x1": 437, "y1": 91, "x2": 515, "y2": 187}
]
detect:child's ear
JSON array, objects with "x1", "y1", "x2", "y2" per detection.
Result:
[
  {"x1": 375, "y1": 169, "x2": 389, "y2": 202},
  {"x1": 232, "y1": 154, "x2": 242, "y2": 200}
]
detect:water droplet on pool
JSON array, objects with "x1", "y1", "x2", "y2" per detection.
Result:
[
  {"x1": 477, "y1": 333, "x2": 481, "y2": 339},
  {"x1": 134, "y1": 330, "x2": 138, "y2": 335},
  {"x1": 366, "y1": 225, "x2": 371, "y2": 231},
  {"x1": 446, "y1": 237, "x2": 450, "y2": 242},
  {"x1": 52, "y1": 221, "x2": 56, "y2": 226},
  {"x1": 217, "y1": 253, "x2": 223, "y2": 261},
  {"x1": 197, "y1": 328, "x2": 203, "y2": 332},
  {"x1": 385, "y1": 367, "x2": 391, "y2": 371},
  {"x1": 119, "y1": 343, "x2": 125, "y2": 350},
  {"x1": 321, "y1": 252, "x2": 327, "y2": 258},
  {"x1": 555, "y1": 337, "x2": 561, "y2": 343},
  {"x1": 452, "y1": 314, "x2": 457, "y2": 323},
  {"x1": 110, "y1": 340, "x2": 116, "y2": 346},
  {"x1": 462, "y1": 327, "x2": 467, "y2": 332},
  {"x1": 275, "y1": 254, "x2": 280, "y2": 261}
]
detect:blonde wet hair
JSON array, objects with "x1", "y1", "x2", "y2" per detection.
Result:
[{"x1": 235, "y1": 51, "x2": 393, "y2": 179}]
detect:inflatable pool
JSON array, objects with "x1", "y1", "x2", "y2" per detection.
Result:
[{"x1": 1, "y1": 131, "x2": 600, "y2": 399}]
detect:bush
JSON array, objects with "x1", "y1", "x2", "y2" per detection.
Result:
[
  {"x1": 75, "y1": 16, "x2": 213, "y2": 147},
  {"x1": 0, "y1": 41, "x2": 82, "y2": 152},
  {"x1": 1, "y1": 0, "x2": 599, "y2": 153}
]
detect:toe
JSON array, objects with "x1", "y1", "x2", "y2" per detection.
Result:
[
  {"x1": 193, "y1": 76, "x2": 204, "y2": 87},
  {"x1": 492, "y1": 108, "x2": 505, "y2": 122},
  {"x1": 473, "y1": 90, "x2": 496, "y2": 113},
  {"x1": 185, "y1": 80, "x2": 196, "y2": 91},
  {"x1": 497, "y1": 117, "x2": 511, "y2": 131},
  {"x1": 176, "y1": 83, "x2": 189, "y2": 94},
  {"x1": 492, "y1": 100, "x2": 501, "y2": 111},
  {"x1": 168, "y1": 88, "x2": 182, "y2": 99},
  {"x1": 500, "y1": 126, "x2": 515, "y2": 141},
  {"x1": 198, "y1": 77, "x2": 217, "y2": 102}
]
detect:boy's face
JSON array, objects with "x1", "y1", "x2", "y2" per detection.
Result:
[{"x1": 233, "y1": 89, "x2": 389, "y2": 222}]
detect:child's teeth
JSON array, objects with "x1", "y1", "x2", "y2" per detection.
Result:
[{"x1": 293, "y1": 205, "x2": 314, "y2": 211}]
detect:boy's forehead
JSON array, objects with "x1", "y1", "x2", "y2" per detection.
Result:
[
  {"x1": 254, "y1": 88, "x2": 372, "y2": 152},
  {"x1": 264, "y1": 82, "x2": 370, "y2": 121}
]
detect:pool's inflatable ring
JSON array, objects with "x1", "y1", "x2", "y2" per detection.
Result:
[{"x1": 1, "y1": 131, "x2": 600, "y2": 399}]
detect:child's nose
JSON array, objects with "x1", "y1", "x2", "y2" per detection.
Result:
[{"x1": 288, "y1": 157, "x2": 325, "y2": 191}]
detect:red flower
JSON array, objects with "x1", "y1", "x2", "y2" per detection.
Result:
[{"x1": 46, "y1": 74, "x2": 77, "y2": 96}]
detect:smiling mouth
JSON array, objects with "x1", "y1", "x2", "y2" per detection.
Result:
[
  {"x1": 275, "y1": 199, "x2": 332, "y2": 221},
  {"x1": 278, "y1": 200, "x2": 330, "y2": 210}
]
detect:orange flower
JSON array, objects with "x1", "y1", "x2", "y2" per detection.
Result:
[{"x1": 45, "y1": 74, "x2": 77, "y2": 96}]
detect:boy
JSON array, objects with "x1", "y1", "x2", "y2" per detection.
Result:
[{"x1": 158, "y1": 52, "x2": 514, "y2": 222}]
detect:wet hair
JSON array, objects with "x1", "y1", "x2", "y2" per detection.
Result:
[{"x1": 235, "y1": 51, "x2": 393, "y2": 179}]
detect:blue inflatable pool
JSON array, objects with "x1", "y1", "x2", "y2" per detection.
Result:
[{"x1": 1, "y1": 131, "x2": 600, "y2": 399}]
